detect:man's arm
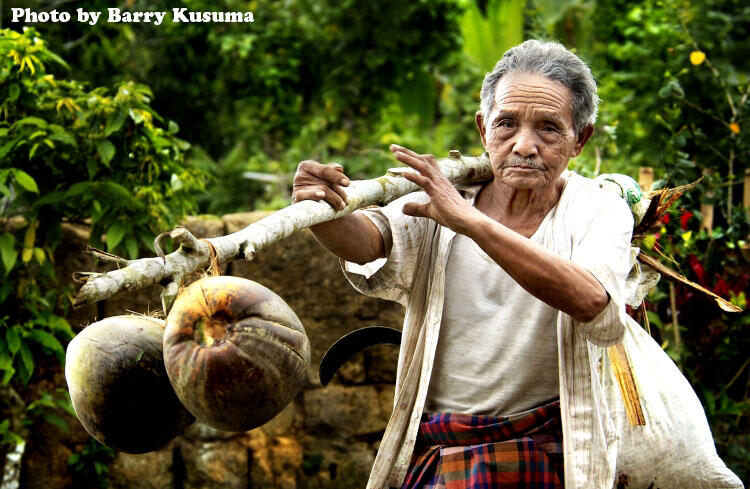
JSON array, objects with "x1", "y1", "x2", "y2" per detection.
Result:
[
  {"x1": 292, "y1": 160, "x2": 385, "y2": 265},
  {"x1": 462, "y1": 212, "x2": 609, "y2": 322},
  {"x1": 390, "y1": 145, "x2": 611, "y2": 323}
]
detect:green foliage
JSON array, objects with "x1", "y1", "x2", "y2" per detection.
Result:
[
  {"x1": 0, "y1": 313, "x2": 73, "y2": 386},
  {"x1": 68, "y1": 438, "x2": 116, "y2": 489},
  {"x1": 17, "y1": 0, "x2": 470, "y2": 212},
  {"x1": 0, "y1": 418, "x2": 24, "y2": 447},
  {"x1": 459, "y1": 0, "x2": 523, "y2": 72},
  {"x1": 559, "y1": 0, "x2": 748, "y2": 194},
  {"x1": 25, "y1": 388, "x2": 76, "y2": 433},
  {"x1": 0, "y1": 28, "x2": 205, "y2": 256},
  {"x1": 0, "y1": 26, "x2": 204, "y2": 458}
]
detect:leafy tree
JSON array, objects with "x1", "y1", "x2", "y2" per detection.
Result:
[
  {"x1": 0, "y1": 27, "x2": 204, "y2": 475},
  {"x1": 5, "y1": 0, "x2": 468, "y2": 212}
]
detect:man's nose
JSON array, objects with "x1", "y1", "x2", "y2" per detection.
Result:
[{"x1": 511, "y1": 127, "x2": 539, "y2": 159}]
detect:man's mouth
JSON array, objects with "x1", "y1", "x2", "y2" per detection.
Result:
[{"x1": 503, "y1": 158, "x2": 545, "y2": 171}]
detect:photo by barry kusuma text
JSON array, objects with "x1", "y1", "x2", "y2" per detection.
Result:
[{"x1": 10, "y1": 7, "x2": 255, "y2": 26}]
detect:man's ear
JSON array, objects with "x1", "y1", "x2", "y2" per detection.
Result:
[
  {"x1": 572, "y1": 124, "x2": 594, "y2": 156},
  {"x1": 475, "y1": 111, "x2": 487, "y2": 148}
]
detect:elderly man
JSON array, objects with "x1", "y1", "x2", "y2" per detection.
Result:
[{"x1": 293, "y1": 40, "x2": 633, "y2": 489}]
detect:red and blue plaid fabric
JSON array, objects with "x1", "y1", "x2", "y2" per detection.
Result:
[{"x1": 400, "y1": 400, "x2": 563, "y2": 489}]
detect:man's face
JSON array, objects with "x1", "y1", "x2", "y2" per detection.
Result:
[{"x1": 476, "y1": 72, "x2": 591, "y2": 189}]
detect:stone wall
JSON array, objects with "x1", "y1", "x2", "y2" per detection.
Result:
[{"x1": 21, "y1": 213, "x2": 405, "y2": 489}]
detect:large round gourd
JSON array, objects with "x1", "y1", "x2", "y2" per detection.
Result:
[
  {"x1": 163, "y1": 276, "x2": 311, "y2": 432},
  {"x1": 65, "y1": 315, "x2": 195, "y2": 453}
]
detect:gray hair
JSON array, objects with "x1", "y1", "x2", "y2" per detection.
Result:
[{"x1": 479, "y1": 40, "x2": 599, "y2": 136}]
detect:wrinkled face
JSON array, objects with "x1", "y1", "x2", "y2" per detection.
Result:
[{"x1": 477, "y1": 72, "x2": 590, "y2": 189}]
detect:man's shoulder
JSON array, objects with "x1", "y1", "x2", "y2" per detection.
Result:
[
  {"x1": 564, "y1": 170, "x2": 632, "y2": 206},
  {"x1": 561, "y1": 170, "x2": 634, "y2": 222}
]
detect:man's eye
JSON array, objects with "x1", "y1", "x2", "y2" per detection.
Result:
[
  {"x1": 496, "y1": 120, "x2": 513, "y2": 128},
  {"x1": 542, "y1": 125, "x2": 558, "y2": 132}
]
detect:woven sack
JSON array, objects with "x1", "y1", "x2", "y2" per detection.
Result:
[{"x1": 603, "y1": 316, "x2": 744, "y2": 489}]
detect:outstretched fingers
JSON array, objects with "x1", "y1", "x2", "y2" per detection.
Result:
[
  {"x1": 401, "y1": 167, "x2": 430, "y2": 188},
  {"x1": 389, "y1": 144, "x2": 438, "y2": 175},
  {"x1": 389, "y1": 143, "x2": 432, "y2": 162},
  {"x1": 389, "y1": 144, "x2": 476, "y2": 232}
]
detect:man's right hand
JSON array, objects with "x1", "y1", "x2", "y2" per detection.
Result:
[
  {"x1": 292, "y1": 160, "x2": 384, "y2": 264},
  {"x1": 292, "y1": 160, "x2": 351, "y2": 211}
]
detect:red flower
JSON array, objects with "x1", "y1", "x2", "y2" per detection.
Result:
[
  {"x1": 688, "y1": 254, "x2": 706, "y2": 285},
  {"x1": 680, "y1": 210, "x2": 693, "y2": 230},
  {"x1": 730, "y1": 274, "x2": 749, "y2": 295},
  {"x1": 713, "y1": 275, "x2": 730, "y2": 298}
]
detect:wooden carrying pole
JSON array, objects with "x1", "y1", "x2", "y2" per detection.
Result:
[{"x1": 73, "y1": 151, "x2": 494, "y2": 311}]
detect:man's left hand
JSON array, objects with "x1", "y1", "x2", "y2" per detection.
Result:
[{"x1": 390, "y1": 144, "x2": 479, "y2": 234}]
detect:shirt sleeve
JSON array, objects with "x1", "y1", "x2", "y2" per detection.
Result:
[
  {"x1": 570, "y1": 190, "x2": 634, "y2": 346},
  {"x1": 341, "y1": 192, "x2": 431, "y2": 306}
]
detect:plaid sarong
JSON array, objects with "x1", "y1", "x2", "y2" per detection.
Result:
[{"x1": 400, "y1": 400, "x2": 563, "y2": 489}]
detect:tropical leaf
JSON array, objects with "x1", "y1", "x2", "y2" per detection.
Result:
[
  {"x1": 0, "y1": 233, "x2": 17, "y2": 274},
  {"x1": 28, "y1": 330, "x2": 65, "y2": 364},
  {"x1": 5, "y1": 327, "x2": 21, "y2": 354},
  {"x1": 96, "y1": 139, "x2": 115, "y2": 168},
  {"x1": 13, "y1": 170, "x2": 39, "y2": 194},
  {"x1": 106, "y1": 223, "x2": 127, "y2": 251},
  {"x1": 459, "y1": 0, "x2": 523, "y2": 72}
]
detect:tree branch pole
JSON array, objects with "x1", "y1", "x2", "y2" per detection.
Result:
[{"x1": 73, "y1": 151, "x2": 493, "y2": 313}]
